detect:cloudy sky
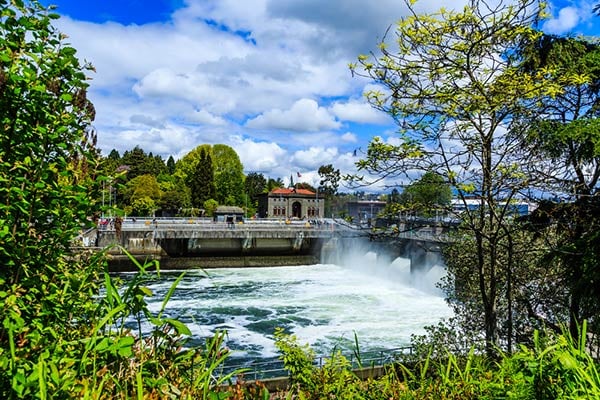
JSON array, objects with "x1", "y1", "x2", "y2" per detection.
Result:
[{"x1": 41, "y1": 0, "x2": 599, "y2": 188}]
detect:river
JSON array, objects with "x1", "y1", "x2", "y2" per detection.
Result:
[{"x1": 121, "y1": 249, "x2": 452, "y2": 369}]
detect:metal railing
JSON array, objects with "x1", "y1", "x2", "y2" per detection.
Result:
[{"x1": 220, "y1": 346, "x2": 414, "y2": 381}]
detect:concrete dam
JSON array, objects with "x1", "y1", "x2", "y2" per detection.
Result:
[{"x1": 82, "y1": 218, "x2": 450, "y2": 272}]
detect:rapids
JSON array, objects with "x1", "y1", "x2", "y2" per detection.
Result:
[{"x1": 126, "y1": 251, "x2": 452, "y2": 362}]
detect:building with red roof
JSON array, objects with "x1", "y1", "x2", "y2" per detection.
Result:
[{"x1": 257, "y1": 187, "x2": 324, "y2": 219}]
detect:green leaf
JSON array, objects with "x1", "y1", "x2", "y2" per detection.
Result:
[{"x1": 164, "y1": 318, "x2": 192, "y2": 336}]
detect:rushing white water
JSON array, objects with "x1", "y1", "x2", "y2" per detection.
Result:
[{"x1": 130, "y1": 251, "x2": 452, "y2": 362}]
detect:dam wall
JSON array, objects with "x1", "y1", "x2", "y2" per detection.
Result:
[{"x1": 83, "y1": 219, "x2": 446, "y2": 272}]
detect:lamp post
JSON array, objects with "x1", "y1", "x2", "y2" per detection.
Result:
[{"x1": 316, "y1": 186, "x2": 319, "y2": 219}]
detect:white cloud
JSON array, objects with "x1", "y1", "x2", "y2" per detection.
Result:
[
  {"x1": 341, "y1": 132, "x2": 358, "y2": 143},
  {"x1": 291, "y1": 147, "x2": 339, "y2": 169},
  {"x1": 185, "y1": 109, "x2": 228, "y2": 126},
  {"x1": 229, "y1": 137, "x2": 288, "y2": 173},
  {"x1": 330, "y1": 100, "x2": 390, "y2": 124},
  {"x1": 543, "y1": 6, "x2": 581, "y2": 34},
  {"x1": 129, "y1": 114, "x2": 165, "y2": 129},
  {"x1": 246, "y1": 98, "x2": 341, "y2": 131}
]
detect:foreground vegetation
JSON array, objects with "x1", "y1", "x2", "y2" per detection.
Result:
[{"x1": 271, "y1": 325, "x2": 600, "y2": 400}]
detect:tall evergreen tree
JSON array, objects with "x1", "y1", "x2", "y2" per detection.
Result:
[
  {"x1": 166, "y1": 155, "x2": 176, "y2": 174},
  {"x1": 121, "y1": 146, "x2": 148, "y2": 180},
  {"x1": 189, "y1": 148, "x2": 216, "y2": 208}
]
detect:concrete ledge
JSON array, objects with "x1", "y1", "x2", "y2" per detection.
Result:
[
  {"x1": 228, "y1": 365, "x2": 391, "y2": 393},
  {"x1": 107, "y1": 254, "x2": 321, "y2": 272}
]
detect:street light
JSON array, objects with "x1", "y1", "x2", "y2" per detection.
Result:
[{"x1": 316, "y1": 186, "x2": 319, "y2": 219}]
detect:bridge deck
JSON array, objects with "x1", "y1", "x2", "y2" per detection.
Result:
[{"x1": 91, "y1": 217, "x2": 451, "y2": 243}]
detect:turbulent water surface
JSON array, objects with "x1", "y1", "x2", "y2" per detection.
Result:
[{"x1": 124, "y1": 251, "x2": 452, "y2": 365}]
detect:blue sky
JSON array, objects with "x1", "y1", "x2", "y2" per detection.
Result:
[{"x1": 41, "y1": 0, "x2": 599, "y2": 189}]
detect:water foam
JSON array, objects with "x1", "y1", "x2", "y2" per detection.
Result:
[{"x1": 126, "y1": 244, "x2": 452, "y2": 359}]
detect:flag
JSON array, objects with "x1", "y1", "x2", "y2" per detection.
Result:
[{"x1": 297, "y1": 172, "x2": 302, "y2": 177}]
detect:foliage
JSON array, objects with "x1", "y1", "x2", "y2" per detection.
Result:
[
  {"x1": 273, "y1": 325, "x2": 600, "y2": 399},
  {"x1": 203, "y1": 199, "x2": 219, "y2": 217},
  {"x1": 189, "y1": 148, "x2": 216, "y2": 208},
  {"x1": 131, "y1": 196, "x2": 156, "y2": 216},
  {"x1": 518, "y1": 35, "x2": 600, "y2": 196},
  {"x1": 274, "y1": 328, "x2": 318, "y2": 392},
  {"x1": 516, "y1": 34, "x2": 600, "y2": 337},
  {"x1": 159, "y1": 187, "x2": 191, "y2": 215},
  {"x1": 0, "y1": 0, "x2": 98, "y2": 280},
  {"x1": 349, "y1": 0, "x2": 561, "y2": 355},
  {"x1": 0, "y1": 5, "x2": 103, "y2": 397},
  {"x1": 318, "y1": 164, "x2": 341, "y2": 216},
  {"x1": 244, "y1": 172, "x2": 267, "y2": 199},
  {"x1": 399, "y1": 171, "x2": 452, "y2": 215},
  {"x1": 520, "y1": 199, "x2": 600, "y2": 338},
  {"x1": 267, "y1": 177, "x2": 284, "y2": 191},
  {"x1": 213, "y1": 144, "x2": 245, "y2": 206},
  {"x1": 174, "y1": 143, "x2": 212, "y2": 183},
  {"x1": 274, "y1": 329, "x2": 381, "y2": 399},
  {"x1": 166, "y1": 155, "x2": 176, "y2": 174},
  {"x1": 120, "y1": 146, "x2": 167, "y2": 181},
  {"x1": 0, "y1": 3, "x2": 242, "y2": 398},
  {"x1": 318, "y1": 164, "x2": 341, "y2": 197},
  {"x1": 121, "y1": 174, "x2": 162, "y2": 206}
]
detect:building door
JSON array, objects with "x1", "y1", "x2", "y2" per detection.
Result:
[{"x1": 292, "y1": 201, "x2": 302, "y2": 218}]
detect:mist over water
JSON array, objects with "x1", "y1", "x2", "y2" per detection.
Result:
[{"x1": 130, "y1": 243, "x2": 452, "y2": 361}]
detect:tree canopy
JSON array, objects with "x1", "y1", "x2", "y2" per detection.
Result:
[
  {"x1": 212, "y1": 144, "x2": 245, "y2": 206},
  {"x1": 351, "y1": 0, "x2": 559, "y2": 354},
  {"x1": 400, "y1": 171, "x2": 452, "y2": 213}
]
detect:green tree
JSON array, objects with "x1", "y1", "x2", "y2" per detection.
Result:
[
  {"x1": 147, "y1": 152, "x2": 168, "y2": 176},
  {"x1": 244, "y1": 172, "x2": 267, "y2": 215},
  {"x1": 175, "y1": 144, "x2": 246, "y2": 206},
  {"x1": 121, "y1": 174, "x2": 162, "y2": 206},
  {"x1": 517, "y1": 35, "x2": 600, "y2": 337},
  {"x1": 166, "y1": 155, "x2": 176, "y2": 174},
  {"x1": 120, "y1": 146, "x2": 166, "y2": 180},
  {"x1": 400, "y1": 171, "x2": 452, "y2": 215},
  {"x1": 318, "y1": 164, "x2": 341, "y2": 197},
  {"x1": 244, "y1": 172, "x2": 267, "y2": 200},
  {"x1": 0, "y1": 0, "x2": 98, "y2": 280},
  {"x1": 189, "y1": 148, "x2": 216, "y2": 208},
  {"x1": 350, "y1": 0, "x2": 558, "y2": 354},
  {"x1": 267, "y1": 177, "x2": 284, "y2": 191},
  {"x1": 203, "y1": 198, "x2": 218, "y2": 217},
  {"x1": 121, "y1": 145, "x2": 148, "y2": 180},
  {"x1": 131, "y1": 196, "x2": 156, "y2": 216},
  {"x1": 213, "y1": 144, "x2": 245, "y2": 206},
  {"x1": 159, "y1": 188, "x2": 191, "y2": 214},
  {"x1": 174, "y1": 144, "x2": 211, "y2": 182},
  {"x1": 318, "y1": 164, "x2": 341, "y2": 217},
  {"x1": 101, "y1": 148, "x2": 121, "y2": 176}
]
